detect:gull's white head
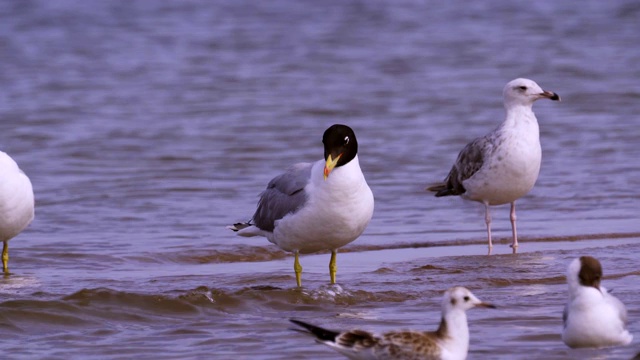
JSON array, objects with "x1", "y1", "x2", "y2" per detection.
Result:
[
  {"x1": 0, "y1": 151, "x2": 20, "y2": 170},
  {"x1": 567, "y1": 256, "x2": 603, "y2": 293},
  {"x1": 442, "y1": 286, "x2": 495, "y2": 313},
  {"x1": 503, "y1": 78, "x2": 560, "y2": 108}
]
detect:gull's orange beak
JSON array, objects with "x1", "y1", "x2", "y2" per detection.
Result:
[{"x1": 324, "y1": 153, "x2": 342, "y2": 180}]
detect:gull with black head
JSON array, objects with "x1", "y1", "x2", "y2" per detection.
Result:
[
  {"x1": 428, "y1": 78, "x2": 560, "y2": 253},
  {"x1": 290, "y1": 286, "x2": 495, "y2": 360},
  {"x1": 562, "y1": 256, "x2": 633, "y2": 348},
  {"x1": 228, "y1": 124, "x2": 374, "y2": 287}
]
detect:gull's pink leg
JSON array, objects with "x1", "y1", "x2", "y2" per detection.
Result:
[
  {"x1": 509, "y1": 201, "x2": 518, "y2": 253},
  {"x1": 484, "y1": 202, "x2": 493, "y2": 255}
]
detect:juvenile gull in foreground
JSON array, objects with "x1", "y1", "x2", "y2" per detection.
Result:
[
  {"x1": 0, "y1": 151, "x2": 35, "y2": 274},
  {"x1": 427, "y1": 78, "x2": 560, "y2": 253},
  {"x1": 562, "y1": 256, "x2": 633, "y2": 348},
  {"x1": 290, "y1": 286, "x2": 494, "y2": 359},
  {"x1": 228, "y1": 124, "x2": 374, "y2": 287}
]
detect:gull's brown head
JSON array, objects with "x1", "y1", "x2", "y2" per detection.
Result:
[{"x1": 578, "y1": 256, "x2": 602, "y2": 290}]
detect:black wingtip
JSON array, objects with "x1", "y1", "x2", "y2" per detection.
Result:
[
  {"x1": 426, "y1": 183, "x2": 463, "y2": 197},
  {"x1": 289, "y1": 319, "x2": 339, "y2": 342},
  {"x1": 434, "y1": 189, "x2": 454, "y2": 197},
  {"x1": 227, "y1": 222, "x2": 251, "y2": 232},
  {"x1": 426, "y1": 185, "x2": 453, "y2": 197},
  {"x1": 426, "y1": 183, "x2": 446, "y2": 193}
]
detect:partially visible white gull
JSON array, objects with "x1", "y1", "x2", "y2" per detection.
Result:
[
  {"x1": 427, "y1": 78, "x2": 560, "y2": 253},
  {"x1": 0, "y1": 150, "x2": 35, "y2": 274},
  {"x1": 228, "y1": 124, "x2": 374, "y2": 287},
  {"x1": 290, "y1": 286, "x2": 495, "y2": 360},
  {"x1": 562, "y1": 256, "x2": 633, "y2": 348}
]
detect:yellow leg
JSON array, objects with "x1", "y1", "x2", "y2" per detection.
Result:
[
  {"x1": 329, "y1": 250, "x2": 337, "y2": 284},
  {"x1": 2, "y1": 241, "x2": 8, "y2": 274},
  {"x1": 294, "y1": 251, "x2": 302, "y2": 287}
]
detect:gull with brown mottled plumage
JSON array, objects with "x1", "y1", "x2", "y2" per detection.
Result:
[{"x1": 290, "y1": 287, "x2": 494, "y2": 360}]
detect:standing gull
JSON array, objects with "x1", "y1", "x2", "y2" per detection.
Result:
[
  {"x1": 562, "y1": 256, "x2": 633, "y2": 348},
  {"x1": 228, "y1": 124, "x2": 374, "y2": 287},
  {"x1": 290, "y1": 286, "x2": 495, "y2": 360},
  {"x1": 427, "y1": 78, "x2": 560, "y2": 253},
  {"x1": 0, "y1": 151, "x2": 35, "y2": 274}
]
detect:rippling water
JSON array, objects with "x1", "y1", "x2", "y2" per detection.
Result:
[{"x1": 1, "y1": 0, "x2": 640, "y2": 359}]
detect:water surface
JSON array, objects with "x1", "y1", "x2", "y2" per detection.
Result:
[{"x1": 1, "y1": 0, "x2": 639, "y2": 359}]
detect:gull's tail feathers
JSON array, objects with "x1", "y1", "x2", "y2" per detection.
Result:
[{"x1": 426, "y1": 182, "x2": 454, "y2": 197}]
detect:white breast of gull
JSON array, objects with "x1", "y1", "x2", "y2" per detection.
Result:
[{"x1": 0, "y1": 150, "x2": 35, "y2": 274}]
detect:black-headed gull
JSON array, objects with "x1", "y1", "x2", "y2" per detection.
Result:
[
  {"x1": 229, "y1": 124, "x2": 374, "y2": 287},
  {"x1": 562, "y1": 256, "x2": 633, "y2": 348}
]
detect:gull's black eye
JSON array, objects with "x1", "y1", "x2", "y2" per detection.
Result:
[
  {"x1": 518, "y1": 86, "x2": 527, "y2": 91},
  {"x1": 463, "y1": 296, "x2": 470, "y2": 302},
  {"x1": 344, "y1": 136, "x2": 350, "y2": 145}
]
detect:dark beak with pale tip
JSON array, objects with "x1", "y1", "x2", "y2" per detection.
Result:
[
  {"x1": 476, "y1": 302, "x2": 497, "y2": 309},
  {"x1": 540, "y1": 90, "x2": 561, "y2": 101}
]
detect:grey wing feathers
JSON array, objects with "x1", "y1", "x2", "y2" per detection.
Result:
[
  {"x1": 456, "y1": 137, "x2": 492, "y2": 182},
  {"x1": 429, "y1": 136, "x2": 494, "y2": 197},
  {"x1": 562, "y1": 303, "x2": 568, "y2": 328},
  {"x1": 252, "y1": 163, "x2": 313, "y2": 232}
]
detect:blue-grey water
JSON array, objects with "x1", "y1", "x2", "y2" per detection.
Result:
[{"x1": 1, "y1": 0, "x2": 639, "y2": 359}]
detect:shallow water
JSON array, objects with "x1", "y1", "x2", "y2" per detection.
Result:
[{"x1": 1, "y1": 0, "x2": 640, "y2": 359}]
